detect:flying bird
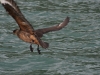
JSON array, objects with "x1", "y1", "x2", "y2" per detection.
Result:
[{"x1": 0, "y1": 0, "x2": 70, "y2": 54}]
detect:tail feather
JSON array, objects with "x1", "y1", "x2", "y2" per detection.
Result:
[{"x1": 39, "y1": 41, "x2": 49, "y2": 49}]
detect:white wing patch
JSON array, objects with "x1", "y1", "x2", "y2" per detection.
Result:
[
  {"x1": 58, "y1": 23, "x2": 62, "y2": 26},
  {"x1": 0, "y1": 0, "x2": 15, "y2": 10},
  {"x1": 0, "y1": 0, "x2": 11, "y2": 5}
]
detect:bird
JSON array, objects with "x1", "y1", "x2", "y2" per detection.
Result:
[{"x1": 0, "y1": 0, "x2": 70, "y2": 54}]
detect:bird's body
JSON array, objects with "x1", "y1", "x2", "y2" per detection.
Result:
[
  {"x1": 0, "y1": 0, "x2": 70, "y2": 54},
  {"x1": 14, "y1": 30, "x2": 37, "y2": 44}
]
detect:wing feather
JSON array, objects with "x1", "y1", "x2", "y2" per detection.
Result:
[
  {"x1": 35, "y1": 17, "x2": 70, "y2": 37},
  {"x1": 0, "y1": 0, "x2": 34, "y2": 34}
]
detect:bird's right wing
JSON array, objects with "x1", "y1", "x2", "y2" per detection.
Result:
[{"x1": 35, "y1": 17, "x2": 70, "y2": 37}]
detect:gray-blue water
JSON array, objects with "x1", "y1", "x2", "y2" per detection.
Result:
[{"x1": 0, "y1": 0, "x2": 100, "y2": 75}]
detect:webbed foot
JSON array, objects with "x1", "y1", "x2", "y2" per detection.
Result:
[
  {"x1": 37, "y1": 45, "x2": 41, "y2": 54},
  {"x1": 30, "y1": 44, "x2": 34, "y2": 52}
]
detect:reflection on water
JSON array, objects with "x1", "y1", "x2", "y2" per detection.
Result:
[{"x1": 0, "y1": 0, "x2": 100, "y2": 75}]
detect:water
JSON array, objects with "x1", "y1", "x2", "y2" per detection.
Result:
[{"x1": 0, "y1": 0, "x2": 100, "y2": 75}]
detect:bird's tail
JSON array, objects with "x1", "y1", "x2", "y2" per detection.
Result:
[{"x1": 39, "y1": 41, "x2": 49, "y2": 49}]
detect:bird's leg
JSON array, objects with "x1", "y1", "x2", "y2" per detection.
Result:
[
  {"x1": 30, "y1": 44, "x2": 34, "y2": 52},
  {"x1": 37, "y1": 45, "x2": 41, "y2": 54}
]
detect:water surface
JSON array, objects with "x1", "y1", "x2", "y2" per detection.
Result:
[{"x1": 0, "y1": 0, "x2": 100, "y2": 75}]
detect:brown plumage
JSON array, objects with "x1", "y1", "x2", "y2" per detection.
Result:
[{"x1": 0, "y1": 0, "x2": 70, "y2": 54}]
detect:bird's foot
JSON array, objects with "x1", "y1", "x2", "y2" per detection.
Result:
[
  {"x1": 30, "y1": 44, "x2": 34, "y2": 52},
  {"x1": 37, "y1": 45, "x2": 41, "y2": 54}
]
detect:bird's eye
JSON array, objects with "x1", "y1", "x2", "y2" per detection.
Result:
[{"x1": 32, "y1": 40, "x2": 34, "y2": 42}]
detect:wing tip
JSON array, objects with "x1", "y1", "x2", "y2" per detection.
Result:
[
  {"x1": 58, "y1": 16, "x2": 70, "y2": 27},
  {"x1": 0, "y1": 0, "x2": 13, "y2": 7},
  {"x1": 65, "y1": 16, "x2": 70, "y2": 22},
  {"x1": 0, "y1": 0, "x2": 7, "y2": 4}
]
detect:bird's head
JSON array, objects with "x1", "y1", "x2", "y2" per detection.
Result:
[{"x1": 13, "y1": 29, "x2": 19, "y2": 35}]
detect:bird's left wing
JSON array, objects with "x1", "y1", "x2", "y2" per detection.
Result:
[{"x1": 0, "y1": 0, "x2": 34, "y2": 34}]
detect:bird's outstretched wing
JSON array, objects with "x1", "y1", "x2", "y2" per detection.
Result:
[
  {"x1": 35, "y1": 17, "x2": 70, "y2": 37},
  {"x1": 0, "y1": 0, "x2": 34, "y2": 34}
]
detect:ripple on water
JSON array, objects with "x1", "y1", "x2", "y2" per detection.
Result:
[{"x1": 0, "y1": 0, "x2": 100, "y2": 75}]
